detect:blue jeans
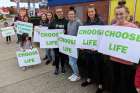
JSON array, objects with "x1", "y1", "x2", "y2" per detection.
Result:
[
  {"x1": 69, "y1": 56, "x2": 79, "y2": 75},
  {"x1": 45, "y1": 48, "x2": 55, "y2": 61}
]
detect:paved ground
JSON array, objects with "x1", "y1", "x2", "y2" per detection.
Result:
[{"x1": 0, "y1": 20, "x2": 96, "y2": 93}]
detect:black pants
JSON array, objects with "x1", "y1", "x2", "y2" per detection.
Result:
[
  {"x1": 78, "y1": 50, "x2": 95, "y2": 80},
  {"x1": 93, "y1": 52, "x2": 105, "y2": 85},
  {"x1": 54, "y1": 48, "x2": 68, "y2": 70},
  {"x1": 110, "y1": 61, "x2": 137, "y2": 93},
  {"x1": 6, "y1": 36, "x2": 11, "y2": 42}
]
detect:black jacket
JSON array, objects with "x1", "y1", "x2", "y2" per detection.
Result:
[{"x1": 48, "y1": 17, "x2": 68, "y2": 34}]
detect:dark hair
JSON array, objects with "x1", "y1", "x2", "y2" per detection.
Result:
[
  {"x1": 118, "y1": 0, "x2": 126, "y2": 7},
  {"x1": 54, "y1": 14, "x2": 58, "y2": 20},
  {"x1": 116, "y1": 1, "x2": 129, "y2": 14},
  {"x1": 23, "y1": 15, "x2": 30, "y2": 22},
  {"x1": 87, "y1": 6, "x2": 100, "y2": 22},
  {"x1": 115, "y1": 6, "x2": 129, "y2": 14},
  {"x1": 55, "y1": 7, "x2": 63, "y2": 11},
  {"x1": 40, "y1": 13, "x2": 47, "y2": 21},
  {"x1": 134, "y1": 21, "x2": 140, "y2": 28},
  {"x1": 46, "y1": 11, "x2": 54, "y2": 21},
  {"x1": 21, "y1": 33, "x2": 31, "y2": 47},
  {"x1": 69, "y1": 6, "x2": 75, "y2": 11},
  {"x1": 68, "y1": 9, "x2": 76, "y2": 14}
]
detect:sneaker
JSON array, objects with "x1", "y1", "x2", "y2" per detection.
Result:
[
  {"x1": 70, "y1": 75, "x2": 80, "y2": 82},
  {"x1": 68, "y1": 74, "x2": 75, "y2": 80},
  {"x1": 54, "y1": 69, "x2": 59, "y2": 75}
]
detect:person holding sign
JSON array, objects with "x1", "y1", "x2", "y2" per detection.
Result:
[
  {"x1": 79, "y1": 6, "x2": 106, "y2": 93},
  {"x1": 3, "y1": 22, "x2": 11, "y2": 44},
  {"x1": 40, "y1": 13, "x2": 48, "y2": 27},
  {"x1": 40, "y1": 12, "x2": 55, "y2": 65},
  {"x1": 19, "y1": 33, "x2": 32, "y2": 71},
  {"x1": 67, "y1": 9, "x2": 82, "y2": 82},
  {"x1": 110, "y1": 5, "x2": 137, "y2": 93},
  {"x1": 14, "y1": 13, "x2": 26, "y2": 44},
  {"x1": 48, "y1": 7, "x2": 68, "y2": 75}
]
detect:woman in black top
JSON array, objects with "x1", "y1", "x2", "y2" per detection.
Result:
[
  {"x1": 79, "y1": 6, "x2": 106, "y2": 93},
  {"x1": 40, "y1": 13, "x2": 48, "y2": 26},
  {"x1": 40, "y1": 12, "x2": 55, "y2": 65}
]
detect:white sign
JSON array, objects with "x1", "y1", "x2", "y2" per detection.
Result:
[
  {"x1": 59, "y1": 35, "x2": 78, "y2": 58},
  {"x1": 16, "y1": 21, "x2": 33, "y2": 37},
  {"x1": 0, "y1": 27, "x2": 15, "y2": 37},
  {"x1": 76, "y1": 26, "x2": 101, "y2": 50},
  {"x1": 40, "y1": 29, "x2": 64, "y2": 48},
  {"x1": 33, "y1": 26, "x2": 48, "y2": 42},
  {"x1": 16, "y1": 48, "x2": 41, "y2": 67},
  {"x1": 98, "y1": 25, "x2": 140, "y2": 63}
]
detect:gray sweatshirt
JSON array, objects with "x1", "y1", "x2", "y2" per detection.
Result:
[{"x1": 67, "y1": 19, "x2": 82, "y2": 36}]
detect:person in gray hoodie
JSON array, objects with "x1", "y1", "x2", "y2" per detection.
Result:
[{"x1": 67, "y1": 9, "x2": 82, "y2": 82}]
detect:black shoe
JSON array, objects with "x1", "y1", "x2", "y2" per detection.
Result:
[
  {"x1": 96, "y1": 88, "x2": 103, "y2": 93},
  {"x1": 54, "y1": 69, "x2": 59, "y2": 75},
  {"x1": 52, "y1": 61, "x2": 55, "y2": 66},
  {"x1": 45, "y1": 60, "x2": 51, "y2": 65},
  {"x1": 43, "y1": 56, "x2": 48, "y2": 60},
  {"x1": 61, "y1": 68, "x2": 66, "y2": 74},
  {"x1": 81, "y1": 81, "x2": 92, "y2": 87}
]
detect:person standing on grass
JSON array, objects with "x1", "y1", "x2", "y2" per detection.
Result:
[{"x1": 67, "y1": 9, "x2": 82, "y2": 82}]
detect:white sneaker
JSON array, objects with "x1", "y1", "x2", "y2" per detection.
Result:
[
  {"x1": 70, "y1": 75, "x2": 80, "y2": 82},
  {"x1": 68, "y1": 74, "x2": 75, "y2": 80}
]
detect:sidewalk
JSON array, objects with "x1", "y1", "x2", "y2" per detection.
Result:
[{"x1": 0, "y1": 33, "x2": 95, "y2": 93}]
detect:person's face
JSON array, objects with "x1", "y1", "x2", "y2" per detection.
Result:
[
  {"x1": 55, "y1": 8, "x2": 63, "y2": 19},
  {"x1": 47, "y1": 13, "x2": 52, "y2": 20},
  {"x1": 88, "y1": 8, "x2": 96, "y2": 19},
  {"x1": 24, "y1": 16, "x2": 29, "y2": 22},
  {"x1": 41, "y1": 14, "x2": 47, "y2": 21},
  {"x1": 68, "y1": 11, "x2": 76, "y2": 21},
  {"x1": 115, "y1": 8, "x2": 127, "y2": 23}
]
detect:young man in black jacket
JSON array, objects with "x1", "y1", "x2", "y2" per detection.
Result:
[{"x1": 48, "y1": 7, "x2": 68, "y2": 75}]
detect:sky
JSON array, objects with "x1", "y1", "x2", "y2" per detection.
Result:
[{"x1": 0, "y1": 0, "x2": 39, "y2": 8}]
